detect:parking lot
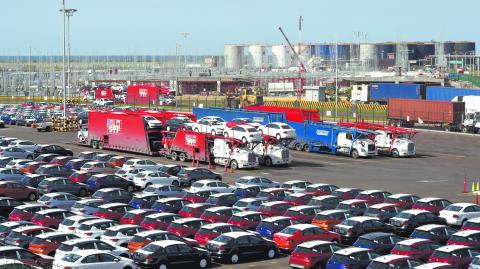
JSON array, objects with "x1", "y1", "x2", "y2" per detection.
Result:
[{"x1": 0, "y1": 125, "x2": 478, "y2": 269}]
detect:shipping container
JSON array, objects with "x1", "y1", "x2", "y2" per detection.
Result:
[
  {"x1": 94, "y1": 88, "x2": 113, "y2": 100},
  {"x1": 426, "y1": 86, "x2": 480, "y2": 101},
  {"x1": 387, "y1": 98, "x2": 465, "y2": 128},
  {"x1": 244, "y1": 105, "x2": 320, "y2": 122},
  {"x1": 369, "y1": 83, "x2": 422, "y2": 102},
  {"x1": 192, "y1": 107, "x2": 285, "y2": 125}
]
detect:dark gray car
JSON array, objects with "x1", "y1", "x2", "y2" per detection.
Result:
[
  {"x1": 177, "y1": 167, "x2": 222, "y2": 186},
  {"x1": 35, "y1": 164, "x2": 73, "y2": 177},
  {"x1": 37, "y1": 177, "x2": 88, "y2": 197}
]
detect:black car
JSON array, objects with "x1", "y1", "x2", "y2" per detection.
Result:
[
  {"x1": 389, "y1": 210, "x2": 446, "y2": 235},
  {"x1": 129, "y1": 193, "x2": 165, "y2": 209},
  {"x1": 34, "y1": 164, "x2": 73, "y2": 177},
  {"x1": 353, "y1": 232, "x2": 404, "y2": 254},
  {"x1": 308, "y1": 195, "x2": 341, "y2": 210},
  {"x1": 86, "y1": 174, "x2": 135, "y2": 193},
  {"x1": 33, "y1": 145, "x2": 73, "y2": 158},
  {"x1": 333, "y1": 216, "x2": 394, "y2": 244},
  {"x1": 335, "y1": 199, "x2": 371, "y2": 216},
  {"x1": 133, "y1": 240, "x2": 211, "y2": 269},
  {"x1": 165, "y1": 117, "x2": 193, "y2": 132},
  {"x1": 33, "y1": 154, "x2": 60, "y2": 163},
  {"x1": 91, "y1": 188, "x2": 134, "y2": 203},
  {"x1": 77, "y1": 151, "x2": 99, "y2": 160},
  {"x1": 157, "y1": 164, "x2": 186, "y2": 176},
  {"x1": 177, "y1": 167, "x2": 222, "y2": 186},
  {"x1": 409, "y1": 224, "x2": 457, "y2": 244},
  {"x1": 0, "y1": 197, "x2": 23, "y2": 218},
  {"x1": 206, "y1": 231, "x2": 278, "y2": 264}
]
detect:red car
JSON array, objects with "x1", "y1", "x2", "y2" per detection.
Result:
[
  {"x1": 183, "y1": 190, "x2": 217, "y2": 203},
  {"x1": 413, "y1": 197, "x2": 452, "y2": 215},
  {"x1": 49, "y1": 156, "x2": 74, "y2": 166},
  {"x1": 200, "y1": 206, "x2": 236, "y2": 223},
  {"x1": 256, "y1": 201, "x2": 291, "y2": 217},
  {"x1": 331, "y1": 188, "x2": 363, "y2": 200},
  {"x1": 178, "y1": 203, "x2": 214, "y2": 218},
  {"x1": 289, "y1": 240, "x2": 341, "y2": 269},
  {"x1": 167, "y1": 217, "x2": 208, "y2": 238},
  {"x1": 462, "y1": 219, "x2": 480, "y2": 231},
  {"x1": 93, "y1": 203, "x2": 133, "y2": 221},
  {"x1": 284, "y1": 193, "x2": 313, "y2": 206},
  {"x1": 273, "y1": 223, "x2": 340, "y2": 251},
  {"x1": 355, "y1": 189, "x2": 392, "y2": 204},
  {"x1": 392, "y1": 238, "x2": 442, "y2": 262},
  {"x1": 140, "y1": 212, "x2": 181, "y2": 230},
  {"x1": 447, "y1": 230, "x2": 480, "y2": 248},
  {"x1": 283, "y1": 205, "x2": 318, "y2": 223},
  {"x1": 107, "y1": 156, "x2": 132, "y2": 167},
  {"x1": 304, "y1": 183, "x2": 338, "y2": 196},
  {"x1": 226, "y1": 118, "x2": 261, "y2": 128},
  {"x1": 428, "y1": 245, "x2": 479, "y2": 268},
  {"x1": 194, "y1": 222, "x2": 244, "y2": 246},
  {"x1": 385, "y1": 194, "x2": 421, "y2": 209},
  {"x1": 0, "y1": 181, "x2": 38, "y2": 201},
  {"x1": 68, "y1": 171, "x2": 96, "y2": 183},
  {"x1": 119, "y1": 209, "x2": 157, "y2": 225},
  {"x1": 9, "y1": 204, "x2": 48, "y2": 221},
  {"x1": 228, "y1": 211, "x2": 264, "y2": 230},
  {"x1": 31, "y1": 209, "x2": 74, "y2": 228},
  {"x1": 20, "y1": 162, "x2": 42, "y2": 174}
]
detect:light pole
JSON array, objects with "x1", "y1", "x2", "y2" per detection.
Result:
[
  {"x1": 60, "y1": 0, "x2": 66, "y2": 117},
  {"x1": 60, "y1": 8, "x2": 77, "y2": 100},
  {"x1": 181, "y1": 32, "x2": 190, "y2": 68}
]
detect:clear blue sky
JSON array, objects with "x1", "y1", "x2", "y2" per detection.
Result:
[{"x1": 1, "y1": 0, "x2": 479, "y2": 55}]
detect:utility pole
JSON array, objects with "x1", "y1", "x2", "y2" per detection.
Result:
[
  {"x1": 181, "y1": 33, "x2": 190, "y2": 68},
  {"x1": 335, "y1": 42, "x2": 338, "y2": 117},
  {"x1": 61, "y1": 0, "x2": 66, "y2": 117},
  {"x1": 28, "y1": 47, "x2": 31, "y2": 98},
  {"x1": 62, "y1": 8, "x2": 77, "y2": 99}
]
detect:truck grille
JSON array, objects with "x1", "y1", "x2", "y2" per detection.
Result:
[
  {"x1": 368, "y1": 144, "x2": 375, "y2": 151},
  {"x1": 281, "y1": 149, "x2": 289, "y2": 160},
  {"x1": 408, "y1": 143, "x2": 414, "y2": 152},
  {"x1": 248, "y1": 153, "x2": 256, "y2": 163}
]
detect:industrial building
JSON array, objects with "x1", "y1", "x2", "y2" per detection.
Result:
[{"x1": 224, "y1": 41, "x2": 476, "y2": 71}]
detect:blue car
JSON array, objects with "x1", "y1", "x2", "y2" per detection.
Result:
[
  {"x1": 64, "y1": 159, "x2": 89, "y2": 171},
  {"x1": 255, "y1": 216, "x2": 299, "y2": 239},
  {"x1": 235, "y1": 185, "x2": 261, "y2": 198},
  {"x1": 352, "y1": 232, "x2": 404, "y2": 254},
  {"x1": 151, "y1": 197, "x2": 190, "y2": 213},
  {"x1": 129, "y1": 193, "x2": 164, "y2": 209},
  {"x1": 85, "y1": 174, "x2": 135, "y2": 193},
  {"x1": 409, "y1": 224, "x2": 457, "y2": 244},
  {"x1": 37, "y1": 192, "x2": 80, "y2": 210},
  {"x1": 327, "y1": 247, "x2": 379, "y2": 269}
]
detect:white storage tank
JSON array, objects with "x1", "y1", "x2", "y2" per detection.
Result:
[
  {"x1": 272, "y1": 45, "x2": 291, "y2": 68},
  {"x1": 248, "y1": 45, "x2": 266, "y2": 69},
  {"x1": 359, "y1": 44, "x2": 378, "y2": 69},
  {"x1": 224, "y1": 45, "x2": 244, "y2": 70}
]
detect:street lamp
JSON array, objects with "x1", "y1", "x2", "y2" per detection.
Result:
[
  {"x1": 60, "y1": 8, "x2": 77, "y2": 100},
  {"x1": 181, "y1": 32, "x2": 190, "y2": 68},
  {"x1": 60, "y1": 0, "x2": 66, "y2": 117}
]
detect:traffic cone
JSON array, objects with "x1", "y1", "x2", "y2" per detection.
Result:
[
  {"x1": 230, "y1": 165, "x2": 234, "y2": 173},
  {"x1": 223, "y1": 164, "x2": 227, "y2": 172}
]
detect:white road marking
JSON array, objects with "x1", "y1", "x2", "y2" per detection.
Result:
[{"x1": 417, "y1": 179, "x2": 450, "y2": 183}]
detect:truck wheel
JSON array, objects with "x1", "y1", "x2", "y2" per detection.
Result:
[
  {"x1": 171, "y1": 152, "x2": 178, "y2": 161},
  {"x1": 392, "y1": 149, "x2": 400, "y2": 158},
  {"x1": 264, "y1": 157, "x2": 273, "y2": 167},
  {"x1": 462, "y1": 127, "x2": 469, "y2": 133},
  {"x1": 241, "y1": 137, "x2": 247, "y2": 143},
  {"x1": 230, "y1": 160, "x2": 239, "y2": 170},
  {"x1": 211, "y1": 130, "x2": 216, "y2": 135},
  {"x1": 194, "y1": 128, "x2": 199, "y2": 132},
  {"x1": 294, "y1": 143, "x2": 302, "y2": 151},
  {"x1": 91, "y1": 141, "x2": 98, "y2": 149},
  {"x1": 276, "y1": 134, "x2": 281, "y2": 140},
  {"x1": 179, "y1": 153, "x2": 187, "y2": 162},
  {"x1": 303, "y1": 144, "x2": 310, "y2": 151},
  {"x1": 98, "y1": 142, "x2": 104, "y2": 150},
  {"x1": 351, "y1": 149, "x2": 359, "y2": 159}
]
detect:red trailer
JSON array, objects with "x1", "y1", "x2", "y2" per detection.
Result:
[
  {"x1": 126, "y1": 85, "x2": 171, "y2": 105},
  {"x1": 94, "y1": 88, "x2": 114, "y2": 100},
  {"x1": 84, "y1": 111, "x2": 163, "y2": 155},
  {"x1": 244, "y1": 105, "x2": 320, "y2": 122},
  {"x1": 387, "y1": 98, "x2": 465, "y2": 130},
  {"x1": 131, "y1": 110, "x2": 196, "y2": 125}
]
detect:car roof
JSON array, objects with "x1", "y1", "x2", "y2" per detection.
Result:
[
  {"x1": 435, "y1": 245, "x2": 471, "y2": 252},
  {"x1": 263, "y1": 216, "x2": 292, "y2": 222},
  {"x1": 360, "y1": 190, "x2": 386, "y2": 195},
  {"x1": 238, "y1": 176, "x2": 255, "y2": 180},
  {"x1": 414, "y1": 263, "x2": 452, "y2": 269},
  {"x1": 36, "y1": 231, "x2": 72, "y2": 239},
  {"x1": 14, "y1": 225, "x2": 46, "y2": 232},
  {"x1": 318, "y1": 210, "x2": 348, "y2": 215},
  {"x1": 0, "y1": 259, "x2": 27, "y2": 266},
  {"x1": 237, "y1": 198, "x2": 262, "y2": 203},
  {"x1": 288, "y1": 205, "x2": 318, "y2": 211},
  {"x1": 221, "y1": 231, "x2": 254, "y2": 239},
  {"x1": 15, "y1": 203, "x2": 45, "y2": 209},
  {"x1": 42, "y1": 192, "x2": 73, "y2": 197},
  {"x1": 145, "y1": 212, "x2": 177, "y2": 218},
  {"x1": 69, "y1": 249, "x2": 110, "y2": 256},
  {"x1": 467, "y1": 217, "x2": 480, "y2": 224},
  {"x1": 446, "y1": 202, "x2": 475, "y2": 208},
  {"x1": 76, "y1": 199, "x2": 103, "y2": 205},
  {"x1": 335, "y1": 188, "x2": 360, "y2": 192},
  {"x1": 201, "y1": 223, "x2": 232, "y2": 229},
  {"x1": 373, "y1": 254, "x2": 409, "y2": 263},
  {"x1": 173, "y1": 217, "x2": 202, "y2": 224},
  {"x1": 96, "y1": 188, "x2": 123, "y2": 192},
  {"x1": 284, "y1": 180, "x2": 309, "y2": 184},
  {"x1": 210, "y1": 193, "x2": 234, "y2": 197},
  {"x1": 37, "y1": 208, "x2": 67, "y2": 214},
  {"x1": 98, "y1": 203, "x2": 127, "y2": 208},
  {"x1": 233, "y1": 211, "x2": 262, "y2": 217},
  {"x1": 311, "y1": 195, "x2": 337, "y2": 201},
  {"x1": 452, "y1": 230, "x2": 480, "y2": 237},
  {"x1": 127, "y1": 209, "x2": 153, "y2": 214},
  {"x1": 401, "y1": 209, "x2": 430, "y2": 215},
  {"x1": 336, "y1": 247, "x2": 370, "y2": 255},
  {"x1": 185, "y1": 203, "x2": 210, "y2": 208},
  {"x1": 157, "y1": 197, "x2": 184, "y2": 202},
  {"x1": 150, "y1": 240, "x2": 186, "y2": 248},
  {"x1": 135, "y1": 230, "x2": 169, "y2": 237},
  {"x1": 287, "y1": 192, "x2": 309, "y2": 197},
  {"x1": 417, "y1": 197, "x2": 443, "y2": 202},
  {"x1": 0, "y1": 246, "x2": 23, "y2": 251},
  {"x1": 195, "y1": 179, "x2": 220, "y2": 184},
  {"x1": 369, "y1": 203, "x2": 396, "y2": 209},
  {"x1": 82, "y1": 219, "x2": 115, "y2": 225},
  {"x1": 106, "y1": 224, "x2": 140, "y2": 232},
  {"x1": 298, "y1": 240, "x2": 334, "y2": 248},
  {"x1": 415, "y1": 224, "x2": 446, "y2": 231},
  {"x1": 397, "y1": 238, "x2": 431, "y2": 246},
  {"x1": 287, "y1": 224, "x2": 318, "y2": 230},
  {"x1": 348, "y1": 216, "x2": 378, "y2": 222},
  {"x1": 359, "y1": 232, "x2": 392, "y2": 239},
  {"x1": 206, "y1": 206, "x2": 231, "y2": 212},
  {"x1": 262, "y1": 201, "x2": 288, "y2": 206},
  {"x1": 340, "y1": 199, "x2": 366, "y2": 205}
]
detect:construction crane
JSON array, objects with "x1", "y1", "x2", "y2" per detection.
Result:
[{"x1": 278, "y1": 27, "x2": 306, "y2": 103}]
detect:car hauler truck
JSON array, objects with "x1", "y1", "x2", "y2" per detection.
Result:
[
  {"x1": 248, "y1": 136, "x2": 292, "y2": 166},
  {"x1": 161, "y1": 129, "x2": 258, "y2": 170},
  {"x1": 288, "y1": 121, "x2": 377, "y2": 158},
  {"x1": 192, "y1": 107, "x2": 285, "y2": 125},
  {"x1": 339, "y1": 122, "x2": 416, "y2": 157},
  {"x1": 78, "y1": 111, "x2": 163, "y2": 155}
]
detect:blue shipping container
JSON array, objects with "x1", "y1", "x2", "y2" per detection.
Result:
[
  {"x1": 369, "y1": 83, "x2": 421, "y2": 102},
  {"x1": 192, "y1": 107, "x2": 285, "y2": 125},
  {"x1": 426, "y1": 86, "x2": 480, "y2": 101}
]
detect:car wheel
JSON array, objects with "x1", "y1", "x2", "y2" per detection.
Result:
[
  {"x1": 78, "y1": 189, "x2": 87, "y2": 197},
  {"x1": 199, "y1": 257, "x2": 209, "y2": 269},
  {"x1": 145, "y1": 182, "x2": 152, "y2": 188},
  {"x1": 230, "y1": 253, "x2": 239, "y2": 264},
  {"x1": 351, "y1": 149, "x2": 359, "y2": 159},
  {"x1": 26, "y1": 155, "x2": 33, "y2": 160},
  {"x1": 123, "y1": 267, "x2": 132, "y2": 269},
  {"x1": 179, "y1": 153, "x2": 187, "y2": 162},
  {"x1": 172, "y1": 180, "x2": 179, "y2": 187},
  {"x1": 211, "y1": 130, "x2": 216, "y2": 135},
  {"x1": 230, "y1": 160, "x2": 239, "y2": 170},
  {"x1": 276, "y1": 134, "x2": 281, "y2": 140},
  {"x1": 241, "y1": 137, "x2": 247, "y2": 143},
  {"x1": 98, "y1": 142, "x2": 104, "y2": 150},
  {"x1": 158, "y1": 263, "x2": 168, "y2": 269},
  {"x1": 126, "y1": 185, "x2": 134, "y2": 193},
  {"x1": 392, "y1": 149, "x2": 400, "y2": 158},
  {"x1": 166, "y1": 126, "x2": 171, "y2": 131},
  {"x1": 224, "y1": 132, "x2": 229, "y2": 138},
  {"x1": 303, "y1": 144, "x2": 310, "y2": 151},
  {"x1": 266, "y1": 248, "x2": 277, "y2": 259},
  {"x1": 264, "y1": 157, "x2": 273, "y2": 167},
  {"x1": 171, "y1": 151, "x2": 178, "y2": 161},
  {"x1": 294, "y1": 143, "x2": 302, "y2": 151},
  {"x1": 27, "y1": 192, "x2": 37, "y2": 201}
]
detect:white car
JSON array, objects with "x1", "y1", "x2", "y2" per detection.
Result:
[
  {"x1": 439, "y1": 203, "x2": 480, "y2": 226},
  {"x1": 100, "y1": 224, "x2": 145, "y2": 247},
  {"x1": 93, "y1": 98, "x2": 114, "y2": 106},
  {"x1": 229, "y1": 118, "x2": 262, "y2": 128},
  {"x1": 190, "y1": 119, "x2": 225, "y2": 135},
  {"x1": 223, "y1": 124, "x2": 263, "y2": 143},
  {"x1": 5, "y1": 159, "x2": 31, "y2": 169},
  {"x1": 58, "y1": 215, "x2": 99, "y2": 232},
  {"x1": 122, "y1": 159, "x2": 162, "y2": 171},
  {"x1": 0, "y1": 259, "x2": 41, "y2": 269},
  {"x1": 199, "y1": 116, "x2": 227, "y2": 125},
  {"x1": 75, "y1": 219, "x2": 117, "y2": 239},
  {"x1": 53, "y1": 249, "x2": 136, "y2": 269},
  {"x1": 189, "y1": 180, "x2": 236, "y2": 193},
  {"x1": 7, "y1": 140, "x2": 38, "y2": 152},
  {"x1": 281, "y1": 180, "x2": 312, "y2": 193},
  {"x1": 133, "y1": 171, "x2": 181, "y2": 189},
  {"x1": 144, "y1": 116, "x2": 163, "y2": 129},
  {"x1": 55, "y1": 238, "x2": 130, "y2": 260},
  {"x1": 258, "y1": 122, "x2": 296, "y2": 140},
  {"x1": 116, "y1": 167, "x2": 145, "y2": 180}
]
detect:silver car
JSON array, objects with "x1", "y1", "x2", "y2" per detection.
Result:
[
  {"x1": 0, "y1": 168, "x2": 25, "y2": 181},
  {"x1": 1, "y1": 147, "x2": 34, "y2": 159},
  {"x1": 470, "y1": 255, "x2": 480, "y2": 269},
  {"x1": 235, "y1": 176, "x2": 280, "y2": 189}
]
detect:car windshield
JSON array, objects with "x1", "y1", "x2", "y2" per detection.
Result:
[
  {"x1": 393, "y1": 244, "x2": 413, "y2": 252},
  {"x1": 279, "y1": 124, "x2": 291, "y2": 129},
  {"x1": 38, "y1": 196, "x2": 50, "y2": 202},
  {"x1": 237, "y1": 178, "x2": 249, "y2": 183},
  {"x1": 397, "y1": 212, "x2": 414, "y2": 219},
  {"x1": 444, "y1": 205, "x2": 463, "y2": 212},
  {"x1": 62, "y1": 253, "x2": 82, "y2": 262},
  {"x1": 246, "y1": 128, "x2": 257, "y2": 132},
  {"x1": 192, "y1": 182, "x2": 204, "y2": 188},
  {"x1": 280, "y1": 227, "x2": 299, "y2": 235},
  {"x1": 341, "y1": 219, "x2": 358, "y2": 226},
  {"x1": 143, "y1": 243, "x2": 161, "y2": 252},
  {"x1": 365, "y1": 208, "x2": 381, "y2": 215},
  {"x1": 213, "y1": 234, "x2": 233, "y2": 244},
  {"x1": 464, "y1": 221, "x2": 480, "y2": 229},
  {"x1": 116, "y1": 170, "x2": 127, "y2": 175},
  {"x1": 449, "y1": 235, "x2": 468, "y2": 242},
  {"x1": 234, "y1": 201, "x2": 248, "y2": 207}
]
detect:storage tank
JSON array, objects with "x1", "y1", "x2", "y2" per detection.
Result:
[
  {"x1": 271, "y1": 44, "x2": 291, "y2": 68},
  {"x1": 329, "y1": 44, "x2": 350, "y2": 62},
  {"x1": 224, "y1": 45, "x2": 244, "y2": 70},
  {"x1": 248, "y1": 45, "x2": 266, "y2": 69},
  {"x1": 349, "y1": 44, "x2": 360, "y2": 61},
  {"x1": 359, "y1": 44, "x2": 378, "y2": 69}
]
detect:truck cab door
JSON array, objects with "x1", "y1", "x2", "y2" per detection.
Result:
[{"x1": 337, "y1": 132, "x2": 352, "y2": 148}]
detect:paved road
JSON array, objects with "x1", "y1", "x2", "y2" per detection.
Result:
[{"x1": 1, "y1": 126, "x2": 479, "y2": 268}]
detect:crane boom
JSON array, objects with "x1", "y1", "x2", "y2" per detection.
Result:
[{"x1": 278, "y1": 26, "x2": 306, "y2": 72}]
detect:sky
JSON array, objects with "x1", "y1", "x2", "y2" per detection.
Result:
[{"x1": 1, "y1": 0, "x2": 479, "y2": 56}]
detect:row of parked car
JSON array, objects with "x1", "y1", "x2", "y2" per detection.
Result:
[{"x1": 1, "y1": 136, "x2": 480, "y2": 269}]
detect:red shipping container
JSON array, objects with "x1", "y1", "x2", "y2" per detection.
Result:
[{"x1": 387, "y1": 98, "x2": 465, "y2": 124}]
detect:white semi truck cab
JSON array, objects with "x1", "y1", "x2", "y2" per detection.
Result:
[
  {"x1": 375, "y1": 130, "x2": 416, "y2": 157},
  {"x1": 336, "y1": 132, "x2": 377, "y2": 158},
  {"x1": 251, "y1": 143, "x2": 292, "y2": 166},
  {"x1": 211, "y1": 139, "x2": 259, "y2": 169}
]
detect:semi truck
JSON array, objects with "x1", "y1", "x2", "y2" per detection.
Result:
[
  {"x1": 288, "y1": 121, "x2": 377, "y2": 158},
  {"x1": 339, "y1": 122, "x2": 416, "y2": 157},
  {"x1": 161, "y1": 129, "x2": 258, "y2": 169},
  {"x1": 451, "y1": 96, "x2": 480, "y2": 133},
  {"x1": 248, "y1": 137, "x2": 292, "y2": 166}
]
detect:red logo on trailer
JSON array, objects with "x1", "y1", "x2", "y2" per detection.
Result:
[
  {"x1": 185, "y1": 134, "x2": 197, "y2": 146},
  {"x1": 100, "y1": 90, "x2": 107, "y2": 97},
  {"x1": 107, "y1": 119, "x2": 122, "y2": 134},
  {"x1": 139, "y1": 88, "x2": 148, "y2": 97}
]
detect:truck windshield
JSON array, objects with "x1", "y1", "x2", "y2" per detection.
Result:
[{"x1": 356, "y1": 133, "x2": 368, "y2": 139}]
